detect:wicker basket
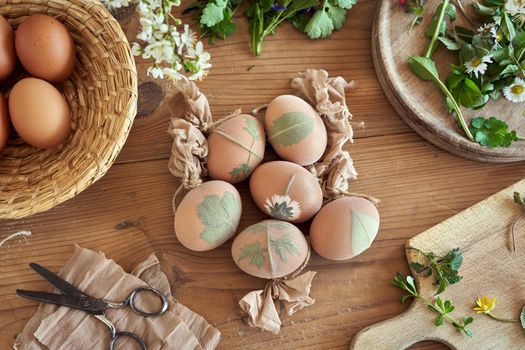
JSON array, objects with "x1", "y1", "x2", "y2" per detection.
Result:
[{"x1": 0, "y1": 0, "x2": 137, "y2": 219}]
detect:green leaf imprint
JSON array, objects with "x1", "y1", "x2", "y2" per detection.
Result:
[
  {"x1": 197, "y1": 191, "x2": 240, "y2": 244},
  {"x1": 229, "y1": 163, "x2": 251, "y2": 181},
  {"x1": 238, "y1": 241, "x2": 265, "y2": 269},
  {"x1": 268, "y1": 111, "x2": 314, "y2": 147},
  {"x1": 245, "y1": 221, "x2": 289, "y2": 233},
  {"x1": 269, "y1": 234, "x2": 300, "y2": 263},
  {"x1": 351, "y1": 210, "x2": 379, "y2": 256},
  {"x1": 243, "y1": 116, "x2": 261, "y2": 141}
]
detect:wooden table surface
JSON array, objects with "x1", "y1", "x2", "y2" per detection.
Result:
[{"x1": 1, "y1": 1, "x2": 523, "y2": 349}]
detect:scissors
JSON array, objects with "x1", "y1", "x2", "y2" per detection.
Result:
[{"x1": 17, "y1": 263, "x2": 169, "y2": 350}]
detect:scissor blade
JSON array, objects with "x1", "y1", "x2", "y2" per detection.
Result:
[
  {"x1": 16, "y1": 290, "x2": 108, "y2": 315},
  {"x1": 29, "y1": 263, "x2": 86, "y2": 297}
]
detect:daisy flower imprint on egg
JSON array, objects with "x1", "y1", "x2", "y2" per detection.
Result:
[
  {"x1": 264, "y1": 195, "x2": 302, "y2": 221},
  {"x1": 465, "y1": 54, "x2": 493, "y2": 78},
  {"x1": 503, "y1": 77, "x2": 525, "y2": 103}
]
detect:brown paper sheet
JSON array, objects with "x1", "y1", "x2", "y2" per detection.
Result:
[{"x1": 15, "y1": 246, "x2": 220, "y2": 350}]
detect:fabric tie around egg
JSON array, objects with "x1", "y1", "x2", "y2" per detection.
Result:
[
  {"x1": 173, "y1": 78, "x2": 265, "y2": 184},
  {"x1": 231, "y1": 220, "x2": 316, "y2": 334},
  {"x1": 249, "y1": 161, "x2": 323, "y2": 223}
]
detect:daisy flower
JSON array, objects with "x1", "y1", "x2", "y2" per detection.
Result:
[
  {"x1": 490, "y1": 26, "x2": 503, "y2": 48},
  {"x1": 477, "y1": 22, "x2": 495, "y2": 37},
  {"x1": 465, "y1": 54, "x2": 492, "y2": 78},
  {"x1": 264, "y1": 195, "x2": 301, "y2": 221},
  {"x1": 503, "y1": 78, "x2": 525, "y2": 103}
]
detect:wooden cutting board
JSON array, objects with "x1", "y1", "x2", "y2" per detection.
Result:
[
  {"x1": 372, "y1": 0, "x2": 525, "y2": 162},
  {"x1": 351, "y1": 178, "x2": 525, "y2": 349}
]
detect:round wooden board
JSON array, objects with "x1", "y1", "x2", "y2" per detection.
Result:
[{"x1": 372, "y1": 0, "x2": 525, "y2": 163}]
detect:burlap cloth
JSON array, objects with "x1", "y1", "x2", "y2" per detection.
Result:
[{"x1": 14, "y1": 245, "x2": 220, "y2": 350}]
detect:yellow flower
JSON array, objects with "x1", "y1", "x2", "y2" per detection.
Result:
[{"x1": 473, "y1": 296, "x2": 496, "y2": 314}]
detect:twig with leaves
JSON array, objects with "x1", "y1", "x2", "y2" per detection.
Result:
[
  {"x1": 392, "y1": 273, "x2": 474, "y2": 336},
  {"x1": 407, "y1": 247, "x2": 463, "y2": 294}
]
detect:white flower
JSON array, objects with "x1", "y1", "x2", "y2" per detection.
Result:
[
  {"x1": 465, "y1": 54, "x2": 493, "y2": 78},
  {"x1": 503, "y1": 77, "x2": 525, "y2": 103},
  {"x1": 173, "y1": 25, "x2": 197, "y2": 55},
  {"x1": 187, "y1": 41, "x2": 212, "y2": 69},
  {"x1": 477, "y1": 23, "x2": 495, "y2": 37},
  {"x1": 131, "y1": 42, "x2": 142, "y2": 56},
  {"x1": 162, "y1": 64, "x2": 185, "y2": 81},
  {"x1": 147, "y1": 66, "x2": 164, "y2": 79},
  {"x1": 100, "y1": 0, "x2": 130, "y2": 10},
  {"x1": 264, "y1": 195, "x2": 301, "y2": 221},
  {"x1": 143, "y1": 39, "x2": 175, "y2": 64},
  {"x1": 505, "y1": 0, "x2": 525, "y2": 16}
]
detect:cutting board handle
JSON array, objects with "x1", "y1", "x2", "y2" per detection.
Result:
[{"x1": 350, "y1": 305, "x2": 447, "y2": 350}]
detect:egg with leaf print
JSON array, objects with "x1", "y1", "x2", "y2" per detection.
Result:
[
  {"x1": 207, "y1": 113, "x2": 265, "y2": 183},
  {"x1": 310, "y1": 196, "x2": 380, "y2": 261},
  {"x1": 175, "y1": 180, "x2": 242, "y2": 251},
  {"x1": 265, "y1": 95, "x2": 327, "y2": 166},
  {"x1": 249, "y1": 161, "x2": 323, "y2": 223},
  {"x1": 231, "y1": 219, "x2": 309, "y2": 279}
]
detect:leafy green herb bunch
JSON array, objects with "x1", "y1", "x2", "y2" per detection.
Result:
[{"x1": 185, "y1": 0, "x2": 357, "y2": 56}]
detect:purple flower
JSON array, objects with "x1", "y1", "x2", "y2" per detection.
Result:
[
  {"x1": 271, "y1": 2, "x2": 287, "y2": 11},
  {"x1": 305, "y1": 6, "x2": 315, "y2": 14}
]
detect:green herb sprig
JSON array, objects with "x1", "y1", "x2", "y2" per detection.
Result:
[
  {"x1": 392, "y1": 273, "x2": 474, "y2": 336},
  {"x1": 408, "y1": 247, "x2": 463, "y2": 295},
  {"x1": 186, "y1": 1, "x2": 356, "y2": 56}
]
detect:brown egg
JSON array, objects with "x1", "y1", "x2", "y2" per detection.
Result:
[
  {"x1": 231, "y1": 220, "x2": 309, "y2": 279},
  {"x1": 9, "y1": 78, "x2": 71, "y2": 148},
  {"x1": 0, "y1": 94, "x2": 10, "y2": 151},
  {"x1": 249, "y1": 161, "x2": 323, "y2": 223},
  {"x1": 265, "y1": 95, "x2": 327, "y2": 166},
  {"x1": 207, "y1": 114, "x2": 265, "y2": 183},
  {"x1": 310, "y1": 197, "x2": 380, "y2": 261},
  {"x1": 15, "y1": 14, "x2": 76, "y2": 83},
  {"x1": 0, "y1": 15, "x2": 15, "y2": 82},
  {"x1": 175, "y1": 180, "x2": 242, "y2": 251}
]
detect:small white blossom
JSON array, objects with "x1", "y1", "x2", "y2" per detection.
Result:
[
  {"x1": 264, "y1": 195, "x2": 301, "y2": 221},
  {"x1": 147, "y1": 66, "x2": 164, "y2": 79},
  {"x1": 465, "y1": 54, "x2": 493, "y2": 78},
  {"x1": 503, "y1": 78, "x2": 525, "y2": 103},
  {"x1": 103, "y1": 0, "x2": 211, "y2": 81},
  {"x1": 505, "y1": 0, "x2": 525, "y2": 16},
  {"x1": 100, "y1": 0, "x2": 130, "y2": 10},
  {"x1": 477, "y1": 23, "x2": 496, "y2": 37}
]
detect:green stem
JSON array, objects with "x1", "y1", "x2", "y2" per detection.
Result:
[
  {"x1": 419, "y1": 296, "x2": 464, "y2": 326},
  {"x1": 487, "y1": 313, "x2": 519, "y2": 323},
  {"x1": 433, "y1": 76, "x2": 475, "y2": 141},
  {"x1": 424, "y1": 0, "x2": 450, "y2": 58}
]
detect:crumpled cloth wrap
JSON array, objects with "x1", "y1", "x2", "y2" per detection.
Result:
[
  {"x1": 175, "y1": 78, "x2": 213, "y2": 132},
  {"x1": 239, "y1": 271, "x2": 316, "y2": 334},
  {"x1": 14, "y1": 245, "x2": 220, "y2": 350},
  {"x1": 291, "y1": 69, "x2": 359, "y2": 199},
  {"x1": 167, "y1": 118, "x2": 208, "y2": 190}
]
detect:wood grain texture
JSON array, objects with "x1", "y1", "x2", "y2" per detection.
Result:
[
  {"x1": 373, "y1": 0, "x2": 525, "y2": 162},
  {"x1": 0, "y1": 1, "x2": 524, "y2": 349},
  {"x1": 351, "y1": 179, "x2": 525, "y2": 349}
]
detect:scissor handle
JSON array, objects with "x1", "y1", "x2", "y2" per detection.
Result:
[
  {"x1": 110, "y1": 331, "x2": 147, "y2": 350},
  {"x1": 126, "y1": 287, "x2": 169, "y2": 317}
]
